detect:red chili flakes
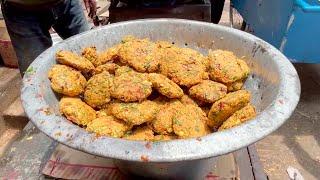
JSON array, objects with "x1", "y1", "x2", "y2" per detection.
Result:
[
  {"x1": 141, "y1": 155, "x2": 149, "y2": 162},
  {"x1": 278, "y1": 100, "x2": 284, "y2": 104},
  {"x1": 219, "y1": 102, "x2": 225, "y2": 110},
  {"x1": 196, "y1": 137, "x2": 202, "y2": 141},
  {"x1": 145, "y1": 142, "x2": 152, "y2": 149},
  {"x1": 220, "y1": 87, "x2": 227, "y2": 92},
  {"x1": 215, "y1": 64, "x2": 221, "y2": 70}
]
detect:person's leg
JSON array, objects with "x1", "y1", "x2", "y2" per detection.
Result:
[
  {"x1": 52, "y1": 0, "x2": 89, "y2": 39},
  {"x1": 1, "y1": 2, "x2": 53, "y2": 75}
]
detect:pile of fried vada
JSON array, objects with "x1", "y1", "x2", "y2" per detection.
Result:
[{"x1": 48, "y1": 36, "x2": 256, "y2": 141}]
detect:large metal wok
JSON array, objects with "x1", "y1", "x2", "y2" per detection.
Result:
[{"x1": 21, "y1": 19, "x2": 300, "y2": 179}]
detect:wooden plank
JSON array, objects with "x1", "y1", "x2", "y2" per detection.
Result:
[
  {"x1": 248, "y1": 145, "x2": 268, "y2": 180},
  {"x1": 234, "y1": 148, "x2": 255, "y2": 180}
]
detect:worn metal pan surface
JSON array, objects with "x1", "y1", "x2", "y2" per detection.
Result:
[{"x1": 21, "y1": 19, "x2": 300, "y2": 178}]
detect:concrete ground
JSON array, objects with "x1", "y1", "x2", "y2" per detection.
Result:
[
  {"x1": 0, "y1": 1, "x2": 319, "y2": 179},
  {"x1": 256, "y1": 64, "x2": 320, "y2": 180}
]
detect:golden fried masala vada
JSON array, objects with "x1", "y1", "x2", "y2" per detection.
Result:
[
  {"x1": 84, "y1": 71, "x2": 114, "y2": 108},
  {"x1": 207, "y1": 49, "x2": 249, "y2": 84},
  {"x1": 59, "y1": 97, "x2": 96, "y2": 126},
  {"x1": 118, "y1": 37, "x2": 160, "y2": 72},
  {"x1": 189, "y1": 80, "x2": 227, "y2": 103},
  {"x1": 207, "y1": 90, "x2": 251, "y2": 129},
  {"x1": 87, "y1": 116, "x2": 131, "y2": 138},
  {"x1": 219, "y1": 103, "x2": 256, "y2": 130},
  {"x1": 48, "y1": 64, "x2": 86, "y2": 96},
  {"x1": 124, "y1": 126, "x2": 154, "y2": 141},
  {"x1": 147, "y1": 73, "x2": 183, "y2": 98},
  {"x1": 160, "y1": 47, "x2": 208, "y2": 87},
  {"x1": 112, "y1": 67, "x2": 152, "y2": 102},
  {"x1": 110, "y1": 100, "x2": 160, "y2": 125},
  {"x1": 56, "y1": 50, "x2": 94, "y2": 73}
]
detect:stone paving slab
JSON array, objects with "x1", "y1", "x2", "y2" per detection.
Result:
[
  {"x1": 0, "y1": 122, "x2": 56, "y2": 179},
  {"x1": 0, "y1": 66, "x2": 24, "y2": 157},
  {"x1": 0, "y1": 97, "x2": 28, "y2": 157}
]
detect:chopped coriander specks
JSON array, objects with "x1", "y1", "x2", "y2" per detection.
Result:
[
  {"x1": 173, "y1": 118, "x2": 182, "y2": 125},
  {"x1": 26, "y1": 66, "x2": 35, "y2": 74}
]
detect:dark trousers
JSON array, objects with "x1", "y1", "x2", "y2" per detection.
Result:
[{"x1": 1, "y1": 0, "x2": 89, "y2": 75}]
